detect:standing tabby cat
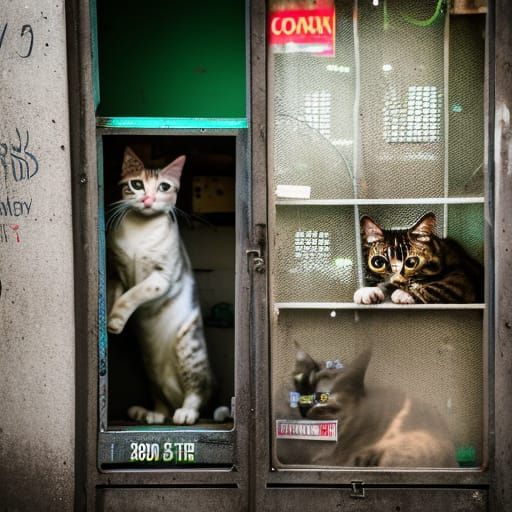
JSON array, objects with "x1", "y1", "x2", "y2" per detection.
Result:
[
  {"x1": 275, "y1": 348, "x2": 457, "y2": 467},
  {"x1": 354, "y1": 212, "x2": 483, "y2": 304},
  {"x1": 107, "y1": 147, "x2": 213, "y2": 425}
]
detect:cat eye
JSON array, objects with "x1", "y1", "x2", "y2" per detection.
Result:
[
  {"x1": 130, "y1": 179, "x2": 144, "y2": 191},
  {"x1": 371, "y1": 255, "x2": 387, "y2": 269},
  {"x1": 405, "y1": 257, "x2": 419, "y2": 269},
  {"x1": 158, "y1": 182, "x2": 172, "y2": 192}
]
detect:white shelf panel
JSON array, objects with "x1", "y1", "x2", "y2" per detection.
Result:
[
  {"x1": 275, "y1": 197, "x2": 485, "y2": 206},
  {"x1": 274, "y1": 302, "x2": 486, "y2": 310}
]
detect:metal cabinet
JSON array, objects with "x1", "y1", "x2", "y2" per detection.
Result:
[{"x1": 66, "y1": 0, "x2": 512, "y2": 510}]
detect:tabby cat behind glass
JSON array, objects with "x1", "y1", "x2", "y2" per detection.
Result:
[{"x1": 354, "y1": 212, "x2": 483, "y2": 304}]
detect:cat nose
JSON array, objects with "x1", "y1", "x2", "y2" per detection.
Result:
[
  {"x1": 390, "y1": 273, "x2": 407, "y2": 285},
  {"x1": 142, "y1": 196, "x2": 155, "y2": 207}
]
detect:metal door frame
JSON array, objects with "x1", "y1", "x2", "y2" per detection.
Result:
[
  {"x1": 66, "y1": 0, "x2": 512, "y2": 510},
  {"x1": 66, "y1": 0, "x2": 252, "y2": 509}
]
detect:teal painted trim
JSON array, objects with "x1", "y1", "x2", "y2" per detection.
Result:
[
  {"x1": 90, "y1": 0, "x2": 100, "y2": 110},
  {"x1": 96, "y1": 117, "x2": 248, "y2": 130},
  {"x1": 97, "y1": 138, "x2": 108, "y2": 430}
]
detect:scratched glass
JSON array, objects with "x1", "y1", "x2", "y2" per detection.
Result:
[{"x1": 269, "y1": 0, "x2": 486, "y2": 469}]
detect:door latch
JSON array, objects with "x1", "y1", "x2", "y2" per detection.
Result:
[
  {"x1": 246, "y1": 249, "x2": 266, "y2": 273},
  {"x1": 350, "y1": 480, "x2": 365, "y2": 499}
]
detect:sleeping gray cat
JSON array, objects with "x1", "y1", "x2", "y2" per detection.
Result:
[
  {"x1": 275, "y1": 348, "x2": 457, "y2": 467},
  {"x1": 107, "y1": 147, "x2": 213, "y2": 425}
]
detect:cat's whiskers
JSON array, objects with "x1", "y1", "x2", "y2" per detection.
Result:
[
  {"x1": 106, "y1": 205, "x2": 126, "y2": 231},
  {"x1": 169, "y1": 207, "x2": 178, "y2": 224},
  {"x1": 106, "y1": 199, "x2": 135, "y2": 231}
]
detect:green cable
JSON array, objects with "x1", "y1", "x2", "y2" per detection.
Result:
[
  {"x1": 400, "y1": 0, "x2": 445, "y2": 27},
  {"x1": 383, "y1": 0, "x2": 389, "y2": 31}
]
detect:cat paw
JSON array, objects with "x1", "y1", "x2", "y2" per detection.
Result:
[
  {"x1": 145, "y1": 411, "x2": 166, "y2": 424},
  {"x1": 107, "y1": 314, "x2": 125, "y2": 334},
  {"x1": 354, "y1": 287, "x2": 385, "y2": 304},
  {"x1": 173, "y1": 408, "x2": 200, "y2": 425},
  {"x1": 127, "y1": 406, "x2": 166, "y2": 424},
  {"x1": 391, "y1": 289, "x2": 415, "y2": 304},
  {"x1": 353, "y1": 447, "x2": 383, "y2": 467}
]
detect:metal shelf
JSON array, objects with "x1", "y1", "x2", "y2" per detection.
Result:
[
  {"x1": 275, "y1": 197, "x2": 485, "y2": 206},
  {"x1": 274, "y1": 302, "x2": 486, "y2": 310}
]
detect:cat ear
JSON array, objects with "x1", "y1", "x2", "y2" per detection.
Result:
[
  {"x1": 360, "y1": 216, "x2": 384, "y2": 244},
  {"x1": 293, "y1": 346, "x2": 319, "y2": 390},
  {"x1": 294, "y1": 347, "x2": 318, "y2": 375},
  {"x1": 333, "y1": 349, "x2": 371, "y2": 395},
  {"x1": 410, "y1": 212, "x2": 437, "y2": 241},
  {"x1": 122, "y1": 147, "x2": 145, "y2": 177},
  {"x1": 161, "y1": 155, "x2": 186, "y2": 183}
]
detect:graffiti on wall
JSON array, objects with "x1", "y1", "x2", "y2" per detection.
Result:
[
  {"x1": 0, "y1": 23, "x2": 34, "y2": 58},
  {"x1": 0, "y1": 128, "x2": 40, "y2": 243}
]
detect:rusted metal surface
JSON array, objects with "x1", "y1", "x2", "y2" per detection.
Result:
[
  {"x1": 0, "y1": 0, "x2": 75, "y2": 510},
  {"x1": 249, "y1": 1, "x2": 271, "y2": 511},
  {"x1": 493, "y1": 1, "x2": 512, "y2": 510},
  {"x1": 97, "y1": 488, "x2": 243, "y2": 512},
  {"x1": 260, "y1": 488, "x2": 488, "y2": 512},
  {"x1": 68, "y1": 1, "x2": 252, "y2": 509}
]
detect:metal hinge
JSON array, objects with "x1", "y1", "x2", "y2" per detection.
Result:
[
  {"x1": 350, "y1": 480, "x2": 365, "y2": 499},
  {"x1": 246, "y1": 248, "x2": 266, "y2": 273}
]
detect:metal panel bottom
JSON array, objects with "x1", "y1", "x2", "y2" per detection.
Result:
[
  {"x1": 260, "y1": 487, "x2": 488, "y2": 512},
  {"x1": 97, "y1": 488, "x2": 243, "y2": 512},
  {"x1": 98, "y1": 429, "x2": 235, "y2": 469}
]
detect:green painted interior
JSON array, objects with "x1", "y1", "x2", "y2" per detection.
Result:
[{"x1": 96, "y1": 0, "x2": 246, "y2": 118}]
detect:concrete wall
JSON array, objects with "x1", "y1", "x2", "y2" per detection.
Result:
[{"x1": 0, "y1": 1, "x2": 75, "y2": 510}]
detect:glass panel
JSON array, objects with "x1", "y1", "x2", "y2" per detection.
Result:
[
  {"x1": 272, "y1": 310, "x2": 483, "y2": 468},
  {"x1": 448, "y1": 15, "x2": 485, "y2": 196},
  {"x1": 269, "y1": 0, "x2": 486, "y2": 470},
  {"x1": 275, "y1": 206, "x2": 357, "y2": 302},
  {"x1": 270, "y1": 0, "x2": 485, "y2": 200},
  {"x1": 271, "y1": 0, "x2": 356, "y2": 200}
]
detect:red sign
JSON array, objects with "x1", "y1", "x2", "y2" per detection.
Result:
[
  {"x1": 276, "y1": 419, "x2": 338, "y2": 441},
  {"x1": 269, "y1": 7, "x2": 336, "y2": 56}
]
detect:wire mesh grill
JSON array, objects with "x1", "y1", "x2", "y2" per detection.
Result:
[
  {"x1": 448, "y1": 15, "x2": 486, "y2": 196},
  {"x1": 447, "y1": 203, "x2": 485, "y2": 263},
  {"x1": 358, "y1": 0, "x2": 445, "y2": 199},
  {"x1": 272, "y1": 309, "x2": 483, "y2": 467},
  {"x1": 274, "y1": 206, "x2": 357, "y2": 302},
  {"x1": 271, "y1": 0, "x2": 485, "y2": 200},
  {"x1": 358, "y1": 204, "x2": 445, "y2": 232},
  {"x1": 271, "y1": 0, "x2": 356, "y2": 200},
  {"x1": 269, "y1": 0, "x2": 486, "y2": 469}
]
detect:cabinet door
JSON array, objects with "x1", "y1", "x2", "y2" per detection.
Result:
[
  {"x1": 264, "y1": 0, "x2": 489, "y2": 492},
  {"x1": 81, "y1": 1, "x2": 250, "y2": 505}
]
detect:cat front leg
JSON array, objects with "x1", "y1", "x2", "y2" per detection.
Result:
[
  {"x1": 353, "y1": 286, "x2": 386, "y2": 304},
  {"x1": 107, "y1": 271, "x2": 169, "y2": 333},
  {"x1": 170, "y1": 317, "x2": 213, "y2": 425},
  {"x1": 173, "y1": 392, "x2": 202, "y2": 425},
  {"x1": 353, "y1": 446, "x2": 384, "y2": 466},
  {"x1": 390, "y1": 288, "x2": 415, "y2": 304},
  {"x1": 107, "y1": 277, "x2": 124, "y2": 313}
]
